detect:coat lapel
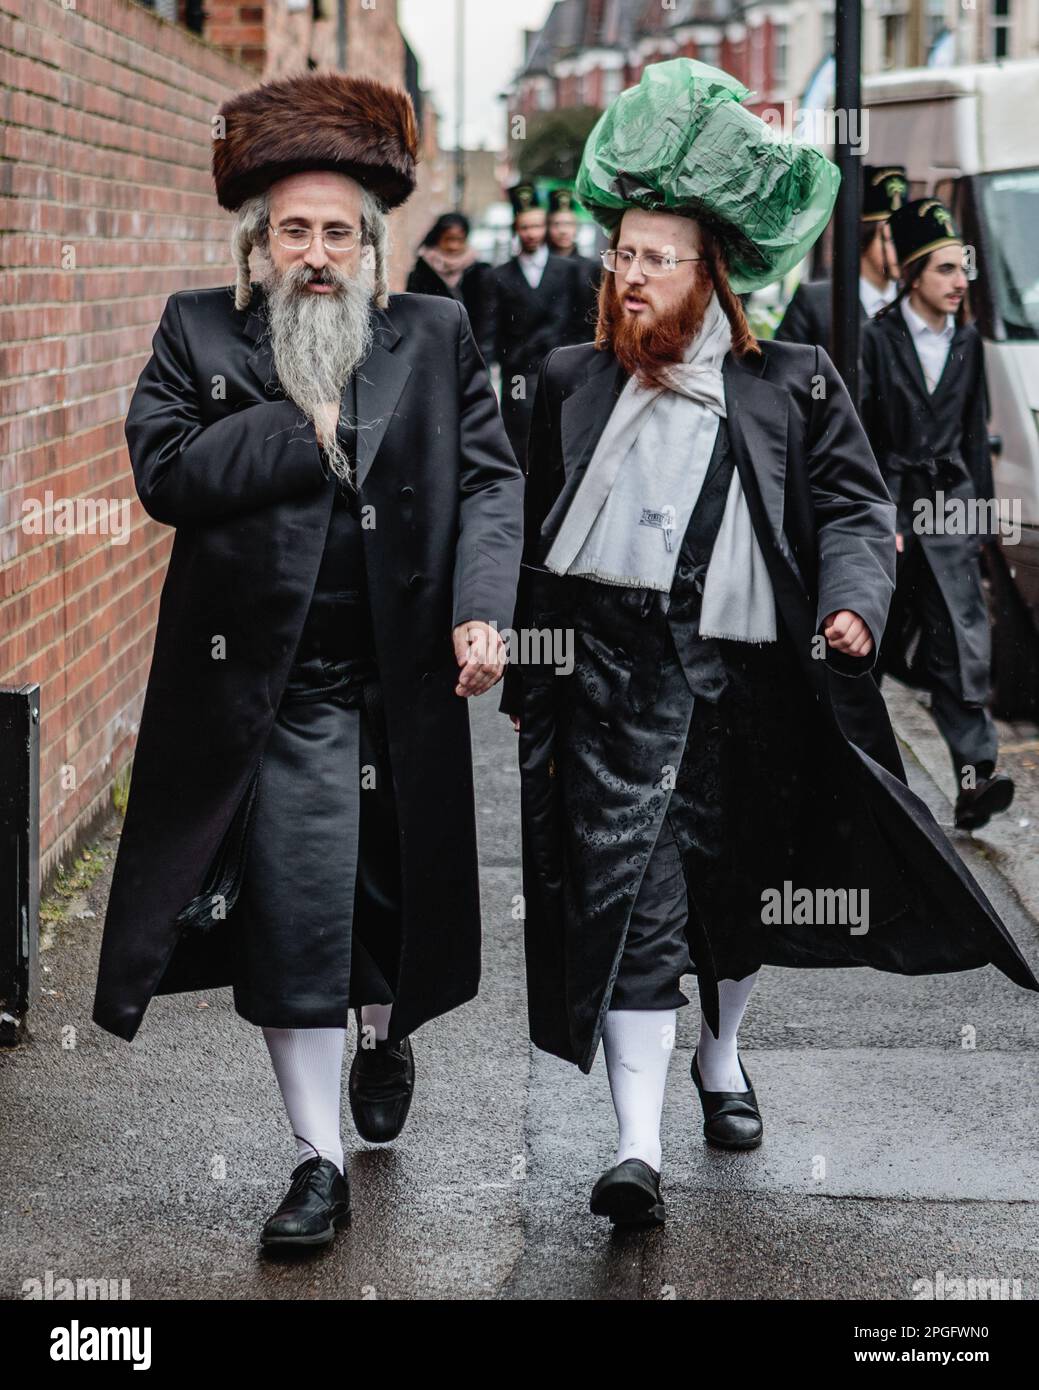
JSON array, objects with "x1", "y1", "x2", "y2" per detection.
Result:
[
  {"x1": 722, "y1": 351, "x2": 789, "y2": 548},
  {"x1": 354, "y1": 310, "x2": 411, "y2": 491},
  {"x1": 929, "y1": 321, "x2": 970, "y2": 404},
  {"x1": 240, "y1": 290, "x2": 410, "y2": 492},
  {"x1": 885, "y1": 304, "x2": 936, "y2": 413},
  {"x1": 560, "y1": 351, "x2": 628, "y2": 483}
]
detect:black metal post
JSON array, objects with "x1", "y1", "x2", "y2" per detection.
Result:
[
  {"x1": 832, "y1": 0, "x2": 863, "y2": 405},
  {"x1": 0, "y1": 684, "x2": 40, "y2": 1045}
]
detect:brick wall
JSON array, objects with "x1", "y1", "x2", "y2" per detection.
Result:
[{"x1": 0, "y1": 0, "x2": 256, "y2": 880}]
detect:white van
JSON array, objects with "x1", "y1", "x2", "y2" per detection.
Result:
[{"x1": 862, "y1": 60, "x2": 1039, "y2": 717}]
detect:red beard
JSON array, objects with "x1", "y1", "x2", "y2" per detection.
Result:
[{"x1": 607, "y1": 271, "x2": 714, "y2": 390}]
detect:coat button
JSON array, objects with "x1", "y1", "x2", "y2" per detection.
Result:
[
  {"x1": 400, "y1": 485, "x2": 414, "y2": 498},
  {"x1": 408, "y1": 573, "x2": 422, "y2": 590}
]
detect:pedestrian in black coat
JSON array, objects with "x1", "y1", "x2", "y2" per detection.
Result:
[
  {"x1": 501, "y1": 75, "x2": 1036, "y2": 1226},
  {"x1": 861, "y1": 198, "x2": 1014, "y2": 830},
  {"x1": 91, "y1": 71, "x2": 523, "y2": 1250},
  {"x1": 546, "y1": 187, "x2": 601, "y2": 345},
  {"x1": 405, "y1": 212, "x2": 496, "y2": 364},
  {"x1": 775, "y1": 164, "x2": 905, "y2": 350},
  {"x1": 493, "y1": 182, "x2": 579, "y2": 466}
]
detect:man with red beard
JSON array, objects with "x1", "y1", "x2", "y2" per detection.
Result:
[{"x1": 502, "y1": 60, "x2": 1037, "y2": 1228}]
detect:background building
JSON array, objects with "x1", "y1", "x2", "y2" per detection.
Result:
[{"x1": 508, "y1": 0, "x2": 1039, "y2": 136}]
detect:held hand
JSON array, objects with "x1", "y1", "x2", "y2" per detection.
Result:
[
  {"x1": 510, "y1": 715, "x2": 521, "y2": 732},
  {"x1": 895, "y1": 532, "x2": 904, "y2": 555},
  {"x1": 313, "y1": 402, "x2": 340, "y2": 449},
  {"x1": 822, "y1": 610, "x2": 874, "y2": 657},
  {"x1": 452, "y1": 621, "x2": 506, "y2": 697}
]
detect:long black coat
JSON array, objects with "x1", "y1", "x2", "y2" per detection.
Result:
[
  {"x1": 556, "y1": 250, "x2": 601, "y2": 345},
  {"x1": 774, "y1": 277, "x2": 868, "y2": 352},
  {"x1": 493, "y1": 254, "x2": 578, "y2": 460},
  {"x1": 503, "y1": 339, "x2": 1037, "y2": 1072},
  {"x1": 405, "y1": 255, "x2": 496, "y2": 366},
  {"x1": 92, "y1": 286, "x2": 523, "y2": 1043},
  {"x1": 861, "y1": 306, "x2": 994, "y2": 701}
]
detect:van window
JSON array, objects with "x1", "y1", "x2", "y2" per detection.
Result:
[{"x1": 979, "y1": 169, "x2": 1039, "y2": 340}]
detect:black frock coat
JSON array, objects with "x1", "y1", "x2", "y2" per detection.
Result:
[
  {"x1": 502, "y1": 339, "x2": 1037, "y2": 1072},
  {"x1": 92, "y1": 285, "x2": 523, "y2": 1043},
  {"x1": 405, "y1": 255, "x2": 496, "y2": 366},
  {"x1": 492, "y1": 254, "x2": 579, "y2": 461},
  {"x1": 774, "y1": 278, "x2": 869, "y2": 353},
  {"x1": 861, "y1": 306, "x2": 994, "y2": 702}
]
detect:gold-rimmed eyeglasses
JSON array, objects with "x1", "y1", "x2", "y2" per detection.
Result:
[
  {"x1": 601, "y1": 248, "x2": 704, "y2": 277},
  {"x1": 269, "y1": 223, "x2": 361, "y2": 254}
]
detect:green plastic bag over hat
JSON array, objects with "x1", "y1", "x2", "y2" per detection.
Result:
[{"x1": 575, "y1": 58, "x2": 840, "y2": 294}]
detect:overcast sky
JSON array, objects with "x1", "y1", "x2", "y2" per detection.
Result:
[{"x1": 399, "y1": 0, "x2": 554, "y2": 151}]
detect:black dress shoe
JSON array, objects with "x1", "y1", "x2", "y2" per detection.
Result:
[
  {"x1": 589, "y1": 1158, "x2": 665, "y2": 1228},
  {"x1": 691, "y1": 1051, "x2": 763, "y2": 1150},
  {"x1": 954, "y1": 773, "x2": 1015, "y2": 830},
  {"x1": 260, "y1": 1156, "x2": 351, "y2": 1249},
  {"x1": 349, "y1": 1031, "x2": 415, "y2": 1143}
]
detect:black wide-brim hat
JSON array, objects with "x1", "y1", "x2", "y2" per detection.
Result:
[
  {"x1": 889, "y1": 197, "x2": 962, "y2": 268},
  {"x1": 212, "y1": 72, "x2": 419, "y2": 212}
]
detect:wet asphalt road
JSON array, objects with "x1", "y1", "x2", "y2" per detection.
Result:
[{"x1": 1, "y1": 681, "x2": 1037, "y2": 1300}]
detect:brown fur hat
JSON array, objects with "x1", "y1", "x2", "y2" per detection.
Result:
[{"x1": 213, "y1": 72, "x2": 419, "y2": 211}]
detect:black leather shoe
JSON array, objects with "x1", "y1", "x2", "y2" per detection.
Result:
[
  {"x1": 260, "y1": 1156, "x2": 351, "y2": 1249},
  {"x1": 349, "y1": 1032, "x2": 415, "y2": 1143},
  {"x1": 691, "y1": 1051, "x2": 763, "y2": 1150},
  {"x1": 954, "y1": 773, "x2": 1015, "y2": 830},
  {"x1": 589, "y1": 1158, "x2": 665, "y2": 1228}
]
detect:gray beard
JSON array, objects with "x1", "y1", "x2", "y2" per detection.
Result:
[{"x1": 258, "y1": 257, "x2": 375, "y2": 487}]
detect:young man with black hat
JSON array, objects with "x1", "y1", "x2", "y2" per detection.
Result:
[
  {"x1": 861, "y1": 197, "x2": 1014, "y2": 830},
  {"x1": 92, "y1": 72, "x2": 523, "y2": 1248},
  {"x1": 493, "y1": 182, "x2": 580, "y2": 464},
  {"x1": 546, "y1": 186, "x2": 601, "y2": 345},
  {"x1": 502, "y1": 62, "x2": 1037, "y2": 1229},
  {"x1": 775, "y1": 165, "x2": 906, "y2": 349}
]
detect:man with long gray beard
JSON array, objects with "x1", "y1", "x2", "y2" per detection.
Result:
[{"x1": 92, "y1": 73, "x2": 523, "y2": 1249}]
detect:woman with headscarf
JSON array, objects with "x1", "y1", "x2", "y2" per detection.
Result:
[{"x1": 407, "y1": 212, "x2": 495, "y2": 365}]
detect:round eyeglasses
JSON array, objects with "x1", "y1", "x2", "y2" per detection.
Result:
[
  {"x1": 269, "y1": 223, "x2": 361, "y2": 254},
  {"x1": 601, "y1": 248, "x2": 704, "y2": 277}
]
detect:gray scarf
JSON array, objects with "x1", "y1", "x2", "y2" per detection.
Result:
[{"x1": 544, "y1": 293, "x2": 776, "y2": 642}]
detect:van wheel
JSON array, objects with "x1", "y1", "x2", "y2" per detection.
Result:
[{"x1": 986, "y1": 543, "x2": 1039, "y2": 720}]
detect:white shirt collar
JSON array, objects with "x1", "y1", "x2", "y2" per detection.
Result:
[
  {"x1": 901, "y1": 296, "x2": 955, "y2": 342},
  {"x1": 519, "y1": 242, "x2": 549, "y2": 267},
  {"x1": 860, "y1": 275, "x2": 896, "y2": 319}
]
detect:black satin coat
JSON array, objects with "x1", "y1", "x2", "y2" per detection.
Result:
[
  {"x1": 861, "y1": 307, "x2": 994, "y2": 702},
  {"x1": 92, "y1": 285, "x2": 523, "y2": 1043},
  {"x1": 503, "y1": 339, "x2": 1038, "y2": 1073}
]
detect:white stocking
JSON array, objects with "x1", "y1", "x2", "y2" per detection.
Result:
[
  {"x1": 359, "y1": 1003, "x2": 392, "y2": 1044},
  {"x1": 696, "y1": 971, "x2": 759, "y2": 1092},
  {"x1": 262, "y1": 1026, "x2": 346, "y2": 1174},
  {"x1": 602, "y1": 1009, "x2": 676, "y2": 1173}
]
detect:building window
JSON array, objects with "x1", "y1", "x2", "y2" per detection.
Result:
[
  {"x1": 925, "y1": 0, "x2": 947, "y2": 53},
  {"x1": 991, "y1": 0, "x2": 1012, "y2": 60},
  {"x1": 773, "y1": 24, "x2": 788, "y2": 91},
  {"x1": 822, "y1": 7, "x2": 835, "y2": 57},
  {"x1": 878, "y1": 1, "x2": 908, "y2": 70},
  {"x1": 697, "y1": 40, "x2": 720, "y2": 67},
  {"x1": 601, "y1": 67, "x2": 623, "y2": 105}
]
